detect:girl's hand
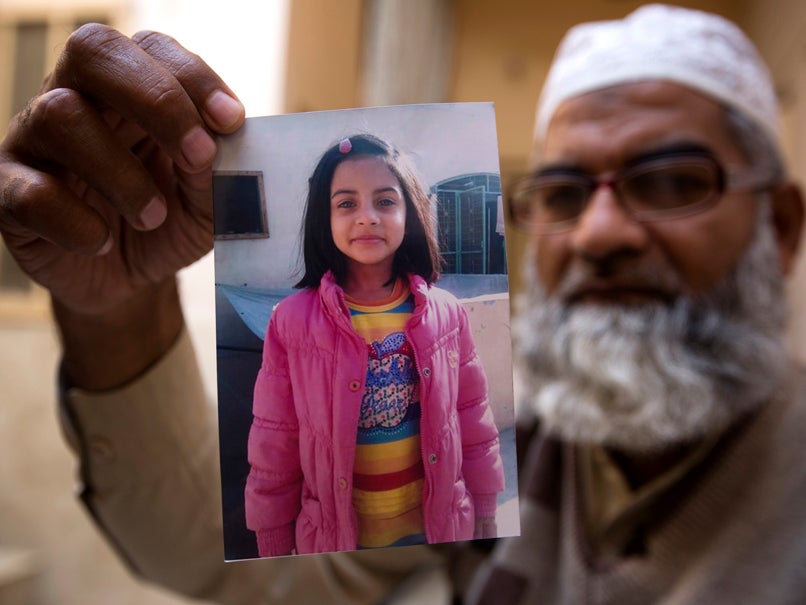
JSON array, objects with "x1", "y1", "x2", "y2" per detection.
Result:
[{"x1": 474, "y1": 516, "x2": 498, "y2": 540}]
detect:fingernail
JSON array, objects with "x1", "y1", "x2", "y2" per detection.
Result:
[
  {"x1": 206, "y1": 90, "x2": 244, "y2": 130},
  {"x1": 181, "y1": 126, "x2": 216, "y2": 169},
  {"x1": 96, "y1": 234, "x2": 114, "y2": 256},
  {"x1": 140, "y1": 196, "x2": 167, "y2": 230}
]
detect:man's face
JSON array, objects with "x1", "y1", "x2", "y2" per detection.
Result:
[
  {"x1": 516, "y1": 81, "x2": 789, "y2": 452},
  {"x1": 536, "y1": 80, "x2": 770, "y2": 301}
]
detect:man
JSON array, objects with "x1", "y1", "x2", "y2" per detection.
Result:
[
  {"x1": 0, "y1": 4, "x2": 804, "y2": 604},
  {"x1": 470, "y1": 5, "x2": 806, "y2": 603}
]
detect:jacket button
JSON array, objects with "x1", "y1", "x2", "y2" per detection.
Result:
[
  {"x1": 348, "y1": 380, "x2": 361, "y2": 391},
  {"x1": 422, "y1": 367, "x2": 431, "y2": 377},
  {"x1": 428, "y1": 453, "x2": 437, "y2": 464},
  {"x1": 338, "y1": 478, "x2": 348, "y2": 490}
]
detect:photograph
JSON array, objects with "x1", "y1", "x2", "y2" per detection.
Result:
[{"x1": 213, "y1": 103, "x2": 518, "y2": 560}]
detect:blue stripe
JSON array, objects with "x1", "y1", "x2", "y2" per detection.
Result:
[
  {"x1": 358, "y1": 533, "x2": 427, "y2": 549},
  {"x1": 357, "y1": 403, "x2": 421, "y2": 445},
  {"x1": 348, "y1": 297, "x2": 414, "y2": 316}
]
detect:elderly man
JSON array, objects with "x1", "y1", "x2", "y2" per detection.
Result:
[
  {"x1": 471, "y1": 5, "x2": 806, "y2": 604},
  {"x1": 0, "y1": 4, "x2": 804, "y2": 605}
]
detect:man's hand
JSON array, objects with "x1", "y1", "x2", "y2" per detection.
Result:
[
  {"x1": 0, "y1": 24, "x2": 244, "y2": 312},
  {"x1": 0, "y1": 24, "x2": 245, "y2": 389}
]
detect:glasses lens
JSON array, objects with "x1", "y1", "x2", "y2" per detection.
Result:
[
  {"x1": 622, "y1": 159, "x2": 719, "y2": 214},
  {"x1": 511, "y1": 178, "x2": 589, "y2": 229}
]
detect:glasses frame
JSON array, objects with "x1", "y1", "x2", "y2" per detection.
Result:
[{"x1": 507, "y1": 152, "x2": 775, "y2": 234}]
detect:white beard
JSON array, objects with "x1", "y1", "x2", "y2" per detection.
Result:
[{"x1": 514, "y1": 211, "x2": 788, "y2": 453}]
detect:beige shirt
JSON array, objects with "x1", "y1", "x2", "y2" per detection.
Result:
[{"x1": 60, "y1": 329, "x2": 447, "y2": 605}]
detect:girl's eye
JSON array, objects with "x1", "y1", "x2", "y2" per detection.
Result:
[
  {"x1": 377, "y1": 197, "x2": 396, "y2": 207},
  {"x1": 336, "y1": 199, "x2": 355, "y2": 209}
]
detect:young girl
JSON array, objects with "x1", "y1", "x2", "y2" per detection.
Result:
[{"x1": 245, "y1": 134, "x2": 504, "y2": 556}]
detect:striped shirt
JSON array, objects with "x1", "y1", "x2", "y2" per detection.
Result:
[{"x1": 345, "y1": 279, "x2": 426, "y2": 548}]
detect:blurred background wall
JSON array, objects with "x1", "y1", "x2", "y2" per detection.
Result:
[{"x1": 1, "y1": 0, "x2": 805, "y2": 603}]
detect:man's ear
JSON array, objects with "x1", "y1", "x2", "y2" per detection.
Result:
[{"x1": 769, "y1": 182, "x2": 805, "y2": 276}]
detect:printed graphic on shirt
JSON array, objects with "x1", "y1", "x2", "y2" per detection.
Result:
[{"x1": 359, "y1": 338, "x2": 419, "y2": 430}]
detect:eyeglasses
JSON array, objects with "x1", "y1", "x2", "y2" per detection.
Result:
[{"x1": 508, "y1": 152, "x2": 774, "y2": 234}]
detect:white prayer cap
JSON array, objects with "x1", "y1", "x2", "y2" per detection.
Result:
[{"x1": 535, "y1": 4, "x2": 781, "y2": 153}]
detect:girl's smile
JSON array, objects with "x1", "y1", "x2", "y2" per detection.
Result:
[
  {"x1": 351, "y1": 234, "x2": 385, "y2": 244},
  {"x1": 330, "y1": 156, "x2": 407, "y2": 280}
]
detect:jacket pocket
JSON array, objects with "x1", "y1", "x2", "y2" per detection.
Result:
[
  {"x1": 296, "y1": 495, "x2": 325, "y2": 554},
  {"x1": 451, "y1": 477, "x2": 474, "y2": 541}
]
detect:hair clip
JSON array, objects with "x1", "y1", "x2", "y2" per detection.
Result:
[{"x1": 338, "y1": 137, "x2": 352, "y2": 154}]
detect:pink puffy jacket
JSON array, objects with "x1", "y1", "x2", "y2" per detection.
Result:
[{"x1": 245, "y1": 272, "x2": 505, "y2": 556}]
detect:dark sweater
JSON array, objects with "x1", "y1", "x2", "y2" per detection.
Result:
[{"x1": 467, "y1": 366, "x2": 806, "y2": 604}]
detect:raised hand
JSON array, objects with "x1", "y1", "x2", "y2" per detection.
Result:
[
  {"x1": 0, "y1": 24, "x2": 246, "y2": 389},
  {"x1": 0, "y1": 24, "x2": 244, "y2": 314}
]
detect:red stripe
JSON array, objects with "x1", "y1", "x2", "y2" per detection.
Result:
[{"x1": 353, "y1": 462, "x2": 424, "y2": 491}]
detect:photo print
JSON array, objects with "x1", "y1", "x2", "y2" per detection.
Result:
[{"x1": 213, "y1": 103, "x2": 518, "y2": 560}]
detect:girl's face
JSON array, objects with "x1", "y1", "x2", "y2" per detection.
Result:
[{"x1": 330, "y1": 156, "x2": 407, "y2": 278}]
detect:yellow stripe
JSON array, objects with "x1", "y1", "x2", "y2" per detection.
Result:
[
  {"x1": 354, "y1": 436, "x2": 421, "y2": 474},
  {"x1": 351, "y1": 315, "x2": 407, "y2": 332},
  {"x1": 351, "y1": 315, "x2": 408, "y2": 331},
  {"x1": 353, "y1": 480, "x2": 423, "y2": 517},
  {"x1": 350, "y1": 311, "x2": 411, "y2": 325},
  {"x1": 357, "y1": 508, "x2": 425, "y2": 548}
]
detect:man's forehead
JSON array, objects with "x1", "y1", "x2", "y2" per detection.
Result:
[{"x1": 533, "y1": 81, "x2": 740, "y2": 168}]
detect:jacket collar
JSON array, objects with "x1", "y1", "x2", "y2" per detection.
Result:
[{"x1": 319, "y1": 270, "x2": 430, "y2": 318}]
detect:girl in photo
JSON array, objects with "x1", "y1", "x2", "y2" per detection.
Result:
[{"x1": 245, "y1": 134, "x2": 504, "y2": 556}]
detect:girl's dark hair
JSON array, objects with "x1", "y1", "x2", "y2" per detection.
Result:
[{"x1": 294, "y1": 133, "x2": 442, "y2": 289}]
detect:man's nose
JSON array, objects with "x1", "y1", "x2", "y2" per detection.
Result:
[{"x1": 569, "y1": 184, "x2": 650, "y2": 264}]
